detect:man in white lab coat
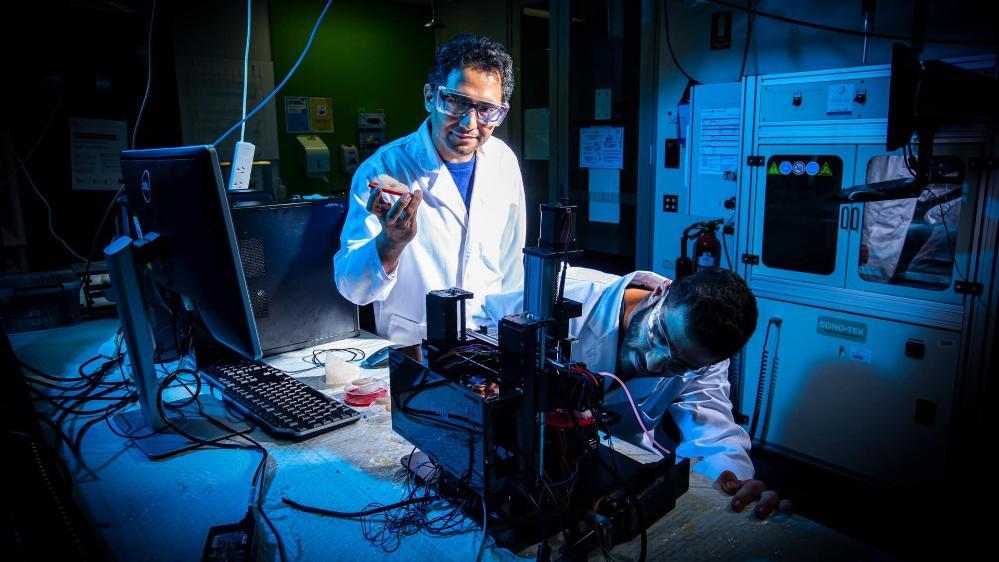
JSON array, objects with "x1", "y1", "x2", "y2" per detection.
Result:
[
  {"x1": 334, "y1": 35, "x2": 526, "y2": 347},
  {"x1": 477, "y1": 267, "x2": 791, "y2": 518}
]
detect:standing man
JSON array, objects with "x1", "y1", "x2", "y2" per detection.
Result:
[{"x1": 334, "y1": 34, "x2": 525, "y2": 348}]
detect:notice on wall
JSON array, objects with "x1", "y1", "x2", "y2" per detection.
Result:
[
  {"x1": 588, "y1": 168, "x2": 620, "y2": 224},
  {"x1": 697, "y1": 107, "x2": 740, "y2": 175},
  {"x1": 579, "y1": 126, "x2": 624, "y2": 169},
  {"x1": 285, "y1": 96, "x2": 310, "y2": 133},
  {"x1": 69, "y1": 118, "x2": 127, "y2": 191},
  {"x1": 309, "y1": 97, "x2": 334, "y2": 132}
]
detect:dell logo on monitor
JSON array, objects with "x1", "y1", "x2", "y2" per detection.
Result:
[{"x1": 141, "y1": 170, "x2": 152, "y2": 203}]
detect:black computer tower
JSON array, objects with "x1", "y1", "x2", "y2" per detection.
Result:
[{"x1": 231, "y1": 199, "x2": 359, "y2": 355}]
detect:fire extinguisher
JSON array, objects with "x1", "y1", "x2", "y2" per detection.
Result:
[
  {"x1": 675, "y1": 219, "x2": 724, "y2": 279},
  {"x1": 694, "y1": 220, "x2": 722, "y2": 271}
]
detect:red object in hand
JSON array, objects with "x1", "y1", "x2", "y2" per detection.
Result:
[{"x1": 367, "y1": 179, "x2": 406, "y2": 197}]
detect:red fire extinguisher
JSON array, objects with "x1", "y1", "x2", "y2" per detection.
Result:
[
  {"x1": 675, "y1": 219, "x2": 724, "y2": 279},
  {"x1": 693, "y1": 221, "x2": 722, "y2": 271}
]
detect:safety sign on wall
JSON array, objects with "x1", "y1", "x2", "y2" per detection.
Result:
[
  {"x1": 767, "y1": 159, "x2": 834, "y2": 177},
  {"x1": 309, "y1": 97, "x2": 334, "y2": 133},
  {"x1": 285, "y1": 96, "x2": 310, "y2": 133}
]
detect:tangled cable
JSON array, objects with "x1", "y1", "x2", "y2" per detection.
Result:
[{"x1": 282, "y1": 447, "x2": 484, "y2": 552}]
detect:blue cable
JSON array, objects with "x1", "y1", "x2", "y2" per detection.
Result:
[
  {"x1": 239, "y1": 0, "x2": 252, "y2": 142},
  {"x1": 213, "y1": 0, "x2": 333, "y2": 146}
]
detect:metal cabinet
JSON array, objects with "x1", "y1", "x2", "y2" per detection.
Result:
[
  {"x1": 735, "y1": 58, "x2": 994, "y2": 488},
  {"x1": 743, "y1": 66, "x2": 988, "y2": 318},
  {"x1": 740, "y1": 297, "x2": 958, "y2": 488}
]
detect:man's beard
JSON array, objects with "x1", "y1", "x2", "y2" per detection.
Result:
[{"x1": 616, "y1": 302, "x2": 656, "y2": 380}]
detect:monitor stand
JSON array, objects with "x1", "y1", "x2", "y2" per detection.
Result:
[
  {"x1": 105, "y1": 234, "x2": 252, "y2": 460},
  {"x1": 110, "y1": 395, "x2": 252, "y2": 460}
]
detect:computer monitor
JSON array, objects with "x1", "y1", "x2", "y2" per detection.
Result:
[
  {"x1": 120, "y1": 145, "x2": 261, "y2": 360},
  {"x1": 105, "y1": 145, "x2": 258, "y2": 458}
]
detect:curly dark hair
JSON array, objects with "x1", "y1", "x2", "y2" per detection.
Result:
[
  {"x1": 427, "y1": 34, "x2": 514, "y2": 103},
  {"x1": 665, "y1": 268, "x2": 758, "y2": 359}
]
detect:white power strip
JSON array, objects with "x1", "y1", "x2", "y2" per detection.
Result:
[{"x1": 228, "y1": 141, "x2": 256, "y2": 190}]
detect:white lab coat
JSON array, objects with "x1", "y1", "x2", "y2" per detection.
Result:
[
  {"x1": 334, "y1": 119, "x2": 526, "y2": 346},
  {"x1": 476, "y1": 267, "x2": 755, "y2": 480}
]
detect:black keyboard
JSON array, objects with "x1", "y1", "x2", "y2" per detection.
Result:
[{"x1": 202, "y1": 359, "x2": 361, "y2": 441}]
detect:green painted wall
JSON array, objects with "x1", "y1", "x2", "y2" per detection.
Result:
[{"x1": 269, "y1": 0, "x2": 436, "y2": 196}]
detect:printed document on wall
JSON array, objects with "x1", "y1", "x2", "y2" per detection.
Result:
[
  {"x1": 579, "y1": 126, "x2": 624, "y2": 169},
  {"x1": 69, "y1": 118, "x2": 127, "y2": 191},
  {"x1": 697, "y1": 107, "x2": 740, "y2": 175}
]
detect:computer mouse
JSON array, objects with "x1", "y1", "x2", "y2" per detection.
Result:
[{"x1": 361, "y1": 345, "x2": 394, "y2": 369}]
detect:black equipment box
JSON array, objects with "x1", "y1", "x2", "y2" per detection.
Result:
[
  {"x1": 390, "y1": 349, "x2": 690, "y2": 552},
  {"x1": 230, "y1": 200, "x2": 359, "y2": 355},
  {"x1": 390, "y1": 350, "x2": 522, "y2": 495}
]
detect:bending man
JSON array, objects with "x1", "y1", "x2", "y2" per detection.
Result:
[{"x1": 478, "y1": 267, "x2": 790, "y2": 518}]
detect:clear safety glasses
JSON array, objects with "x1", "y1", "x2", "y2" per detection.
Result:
[
  {"x1": 645, "y1": 290, "x2": 711, "y2": 377},
  {"x1": 435, "y1": 86, "x2": 509, "y2": 126}
]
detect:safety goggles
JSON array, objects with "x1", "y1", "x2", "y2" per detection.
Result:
[
  {"x1": 435, "y1": 86, "x2": 509, "y2": 126},
  {"x1": 645, "y1": 290, "x2": 711, "y2": 377}
]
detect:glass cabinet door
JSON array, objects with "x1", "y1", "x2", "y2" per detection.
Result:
[
  {"x1": 845, "y1": 144, "x2": 976, "y2": 305},
  {"x1": 750, "y1": 145, "x2": 856, "y2": 287}
]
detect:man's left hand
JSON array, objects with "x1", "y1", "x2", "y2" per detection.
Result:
[{"x1": 715, "y1": 470, "x2": 794, "y2": 519}]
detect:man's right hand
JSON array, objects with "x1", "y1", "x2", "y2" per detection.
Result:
[
  {"x1": 715, "y1": 470, "x2": 794, "y2": 519},
  {"x1": 366, "y1": 174, "x2": 424, "y2": 274}
]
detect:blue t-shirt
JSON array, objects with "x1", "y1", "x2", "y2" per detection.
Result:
[{"x1": 443, "y1": 156, "x2": 476, "y2": 211}]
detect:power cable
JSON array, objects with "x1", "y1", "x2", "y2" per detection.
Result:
[
  {"x1": 239, "y1": 0, "x2": 252, "y2": 142},
  {"x1": 132, "y1": 0, "x2": 157, "y2": 150},
  {"x1": 213, "y1": 0, "x2": 333, "y2": 146}
]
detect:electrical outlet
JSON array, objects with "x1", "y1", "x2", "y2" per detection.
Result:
[
  {"x1": 228, "y1": 141, "x2": 256, "y2": 190},
  {"x1": 663, "y1": 194, "x2": 679, "y2": 213}
]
